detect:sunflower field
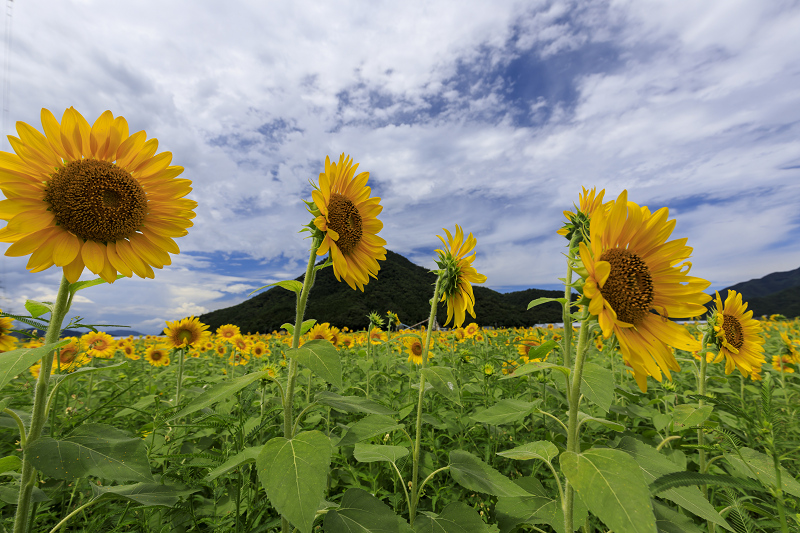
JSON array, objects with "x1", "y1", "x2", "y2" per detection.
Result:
[{"x1": 0, "y1": 109, "x2": 799, "y2": 533}]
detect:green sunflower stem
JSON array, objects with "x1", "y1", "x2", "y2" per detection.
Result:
[
  {"x1": 175, "y1": 347, "x2": 186, "y2": 417},
  {"x1": 562, "y1": 233, "x2": 580, "y2": 390},
  {"x1": 14, "y1": 274, "x2": 71, "y2": 533},
  {"x1": 409, "y1": 274, "x2": 442, "y2": 525},
  {"x1": 697, "y1": 330, "x2": 714, "y2": 532},
  {"x1": 564, "y1": 316, "x2": 591, "y2": 533}
]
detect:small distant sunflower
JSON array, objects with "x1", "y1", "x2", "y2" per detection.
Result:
[
  {"x1": 82, "y1": 331, "x2": 116, "y2": 359},
  {"x1": 772, "y1": 355, "x2": 795, "y2": 373},
  {"x1": 435, "y1": 226, "x2": 487, "y2": 328},
  {"x1": 117, "y1": 340, "x2": 140, "y2": 360},
  {"x1": 779, "y1": 332, "x2": 799, "y2": 363},
  {"x1": 517, "y1": 336, "x2": 541, "y2": 358},
  {"x1": 369, "y1": 327, "x2": 387, "y2": 345},
  {"x1": 230, "y1": 334, "x2": 252, "y2": 354},
  {"x1": 328, "y1": 326, "x2": 341, "y2": 347},
  {"x1": 0, "y1": 312, "x2": 15, "y2": 352},
  {"x1": 463, "y1": 323, "x2": 479, "y2": 338},
  {"x1": 216, "y1": 324, "x2": 240, "y2": 340},
  {"x1": 710, "y1": 290, "x2": 765, "y2": 378},
  {"x1": 307, "y1": 323, "x2": 334, "y2": 343},
  {"x1": 579, "y1": 190, "x2": 711, "y2": 391},
  {"x1": 144, "y1": 345, "x2": 171, "y2": 367},
  {"x1": 229, "y1": 351, "x2": 250, "y2": 366},
  {"x1": 164, "y1": 316, "x2": 210, "y2": 349},
  {"x1": 214, "y1": 343, "x2": 229, "y2": 358},
  {"x1": 311, "y1": 154, "x2": 387, "y2": 291},
  {"x1": 0, "y1": 108, "x2": 196, "y2": 283},
  {"x1": 340, "y1": 335, "x2": 354, "y2": 349},
  {"x1": 55, "y1": 337, "x2": 89, "y2": 371},
  {"x1": 404, "y1": 336, "x2": 431, "y2": 365},
  {"x1": 252, "y1": 341, "x2": 270, "y2": 358}
]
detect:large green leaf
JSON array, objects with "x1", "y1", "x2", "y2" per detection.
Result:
[
  {"x1": 414, "y1": 501, "x2": 488, "y2": 533},
  {"x1": 315, "y1": 391, "x2": 396, "y2": 415},
  {"x1": 449, "y1": 450, "x2": 531, "y2": 497},
  {"x1": 91, "y1": 482, "x2": 193, "y2": 507},
  {"x1": 324, "y1": 488, "x2": 407, "y2": 533},
  {"x1": 497, "y1": 441, "x2": 559, "y2": 463},
  {"x1": 250, "y1": 279, "x2": 304, "y2": 296},
  {"x1": 169, "y1": 369, "x2": 270, "y2": 421},
  {"x1": 257, "y1": 430, "x2": 332, "y2": 533},
  {"x1": 353, "y1": 443, "x2": 409, "y2": 464},
  {"x1": 725, "y1": 447, "x2": 800, "y2": 498},
  {"x1": 0, "y1": 485, "x2": 50, "y2": 504},
  {"x1": 0, "y1": 340, "x2": 69, "y2": 391},
  {"x1": 205, "y1": 446, "x2": 263, "y2": 481},
  {"x1": 421, "y1": 366, "x2": 461, "y2": 406},
  {"x1": 615, "y1": 436, "x2": 732, "y2": 531},
  {"x1": 287, "y1": 339, "x2": 342, "y2": 390},
  {"x1": 338, "y1": 414, "x2": 403, "y2": 447},
  {"x1": 0, "y1": 455, "x2": 21, "y2": 473},
  {"x1": 581, "y1": 363, "x2": 614, "y2": 414},
  {"x1": 501, "y1": 358, "x2": 569, "y2": 380},
  {"x1": 27, "y1": 423, "x2": 153, "y2": 482},
  {"x1": 561, "y1": 448, "x2": 657, "y2": 533},
  {"x1": 469, "y1": 399, "x2": 538, "y2": 426},
  {"x1": 671, "y1": 404, "x2": 713, "y2": 431},
  {"x1": 496, "y1": 477, "x2": 587, "y2": 533}
]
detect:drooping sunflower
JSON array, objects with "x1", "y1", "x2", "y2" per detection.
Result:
[
  {"x1": 144, "y1": 345, "x2": 171, "y2": 367},
  {"x1": 311, "y1": 154, "x2": 387, "y2": 291},
  {"x1": 0, "y1": 311, "x2": 15, "y2": 352},
  {"x1": 82, "y1": 331, "x2": 116, "y2": 359},
  {"x1": 164, "y1": 316, "x2": 210, "y2": 349},
  {"x1": 710, "y1": 290, "x2": 765, "y2": 378},
  {"x1": 579, "y1": 190, "x2": 712, "y2": 391},
  {"x1": 0, "y1": 108, "x2": 196, "y2": 283},
  {"x1": 435, "y1": 226, "x2": 487, "y2": 328}
]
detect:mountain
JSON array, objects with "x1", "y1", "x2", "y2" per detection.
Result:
[
  {"x1": 199, "y1": 250, "x2": 571, "y2": 333},
  {"x1": 708, "y1": 266, "x2": 800, "y2": 318},
  {"x1": 9, "y1": 328, "x2": 147, "y2": 340}
]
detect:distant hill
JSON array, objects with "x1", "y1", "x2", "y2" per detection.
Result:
[
  {"x1": 10, "y1": 328, "x2": 146, "y2": 340},
  {"x1": 708, "y1": 266, "x2": 800, "y2": 318},
  {"x1": 200, "y1": 250, "x2": 571, "y2": 333}
]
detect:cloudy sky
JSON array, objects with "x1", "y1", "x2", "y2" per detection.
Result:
[{"x1": 1, "y1": 0, "x2": 799, "y2": 334}]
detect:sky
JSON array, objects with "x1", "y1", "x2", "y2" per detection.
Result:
[{"x1": 0, "y1": 0, "x2": 799, "y2": 334}]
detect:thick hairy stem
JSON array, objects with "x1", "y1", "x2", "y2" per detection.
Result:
[
  {"x1": 15, "y1": 275, "x2": 71, "y2": 533},
  {"x1": 409, "y1": 275, "x2": 442, "y2": 524}
]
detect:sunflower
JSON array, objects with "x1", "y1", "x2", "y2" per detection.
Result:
[
  {"x1": 117, "y1": 340, "x2": 140, "y2": 360},
  {"x1": 144, "y1": 345, "x2": 171, "y2": 367},
  {"x1": 404, "y1": 336, "x2": 431, "y2": 365},
  {"x1": 516, "y1": 335, "x2": 541, "y2": 358},
  {"x1": 0, "y1": 311, "x2": 15, "y2": 352},
  {"x1": 710, "y1": 290, "x2": 765, "y2": 378},
  {"x1": 252, "y1": 341, "x2": 270, "y2": 358},
  {"x1": 463, "y1": 323, "x2": 479, "y2": 338},
  {"x1": 772, "y1": 356, "x2": 795, "y2": 373},
  {"x1": 230, "y1": 334, "x2": 252, "y2": 354},
  {"x1": 579, "y1": 190, "x2": 711, "y2": 391},
  {"x1": 164, "y1": 316, "x2": 210, "y2": 348},
  {"x1": 311, "y1": 154, "x2": 387, "y2": 291},
  {"x1": 229, "y1": 351, "x2": 250, "y2": 366},
  {"x1": 216, "y1": 324, "x2": 240, "y2": 340},
  {"x1": 214, "y1": 343, "x2": 229, "y2": 358},
  {"x1": 0, "y1": 108, "x2": 196, "y2": 283},
  {"x1": 307, "y1": 323, "x2": 334, "y2": 343},
  {"x1": 369, "y1": 327, "x2": 387, "y2": 345},
  {"x1": 557, "y1": 186, "x2": 608, "y2": 240},
  {"x1": 82, "y1": 331, "x2": 116, "y2": 359},
  {"x1": 779, "y1": 332, "x2": 799, "y2": 363},
  {"x1": 435, "y1": 226, "x2": 487, "y2": 328},
  {"x1": 54, "y1": 337, "x2": 90, "y2": 371}
]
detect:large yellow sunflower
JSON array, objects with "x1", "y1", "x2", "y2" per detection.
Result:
[
  {"x1": 710, "y1": 290, "x2": 765, "y2": 377},
  {"x1": 579, "y1": 190, "x2": 711, "y2": 391},
  {"x1": 311, "y1": 154, "x2": 386, "y2": 291},
  {"x1": 164, "y1": 316, "x2": 210, "y2": 349},
  {"x1": 435, "y1": 225, "x2": 487, "y2": 328},
  {"x1": 0, "y1": 108, "x2": 196, "y2": 283}
]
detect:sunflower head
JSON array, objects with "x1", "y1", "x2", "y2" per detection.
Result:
[
  {"x1": 709, "y1": 290, "x2": 766, "y2": 377},
  {"x1": 557, "y1": 187, "x2": 607, "y2": 243},
  {"x1": 0, "y1": 108, "x2": 196, "y2": 283},
  {"x1": 164, "y1": 316, "x2": 211, "y2": 349},
  {"x1": 367, "y1": 311, "x2": 385, "y2": 329},
  {"x1": 310, "y1": 154, "x2": 387, "y2": 291},
  {"x1": 0, "y1": 311, "x2": 15, "y2": 352},
  {"x1": 434, "y1": 225, "x2": 487, "y2": 328}
]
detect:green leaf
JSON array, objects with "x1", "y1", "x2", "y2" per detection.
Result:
[
  {"x1": 615, "y1": 436, "x2": 732, "y2": 531},
  {"x1": 421, "y1": 366, "x2": 461, "y2": 406},
  {"x1": 325, "y1": 488, "x2": 407, "y2": 533},
  {"x1": 280, "y1": 319, "x2": 317, "y2": 336},
  {"x1": 449, "y1": 450, "x2": 531, "y2": 497},
  {"x1": 0, "y1": 340, "x2": 70, "y2": 391},
  {"x1": 250, "y1": 279, "x2": 304, "y2": 296},
  {"x1": 315, "y1": 391, "x2": 396, "y2": 415},
  {"x1": 0, "y1": 397, "x2": 10, "y2": 411},
  {"x1": 561, "y1": 448, "x2": 657, "y2": 533},
  {"x1": 205, "y1": 446, "x2": 263, "y2": 481},
  {"x1": 169, "y1": 369, "x2": 270, "y2": 421},
  {"x1": 501, "y1": 358, "x2": 569, "y2": 380},
  {"x1": 414, "y1": 501, "x2": 489, "y2": 533},
  {"x1": 25, "y1": 300, "x2": 53, "y2": 318},
  {"x1": 527, "y1": 297, "x2": 567, "y2": 310},
  {"x1": 671, "y1": 404, "x2": 713, "y2": 430},
  {"x1": 0, "y1": 485, "x2": 50, "y2": 504},
  {"x1": 652, "y1": 501, "x2": 702, "y2": 533},
  {"x1": 649, "y1": 472, "x2": 763, "y2": 494},
  {"x1": 90, "y1": 482, "x2": 193, "y2": 507},
  {"x1": 353, "y1": 443, "x2": 409, "y2": 464},
  {"x1": 27, "y1": 423, "x2": 153, "y2": 482},
  {"x1": 497, "y1": 441, "x2": 559, "y2": 463},
  {"x1": 338, "y1": 414, "x2": 403, "y2": 447},
  {"x1": 496, "y1": 477, "x2": 587, "y2": 533},
  {"x1": 287, "y1": 339, "x2": 342, "y2": 390},
  {"x1": 0, "y1": 455, "x2": 21, "y2": 473},
  {"x1": 578, "y1": 412, "x2": 624, "y2": 432},
  {"x1": 469, "y1": 399, "x2": 539, "y2": 426},
  {"x1": 257, "y1": 430, "x2": 332, "y2": 533},
  {"x1": 725, "y1": 447, "x2": 800, "y2": 498},
  {"x1": 581, "y1": 363, "x2": 614, "y2": 414}
]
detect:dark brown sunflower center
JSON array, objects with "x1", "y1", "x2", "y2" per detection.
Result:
[
  {"x1": 327, "y1": 193, "x2": 362, "y2": 255},
  {"x1": 150, "y1": 351, "x2": 163, "y2": 361},
  {"x1": 598, "y1": 248, "x2": 655, "y2": 325},
  {"x1": 45, "y1": 159, "x2": 147, "y2": 242},
  {"x1": 411, "y1": 342, "x2": 423, "y2": 356},
  {"x1": 722, "y1": 314, "x2": 744, "y2": 349}
]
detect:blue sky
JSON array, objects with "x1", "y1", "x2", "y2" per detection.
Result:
[{"x1": 1, "y1": 0, "x2": 799, "y2": 333}]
